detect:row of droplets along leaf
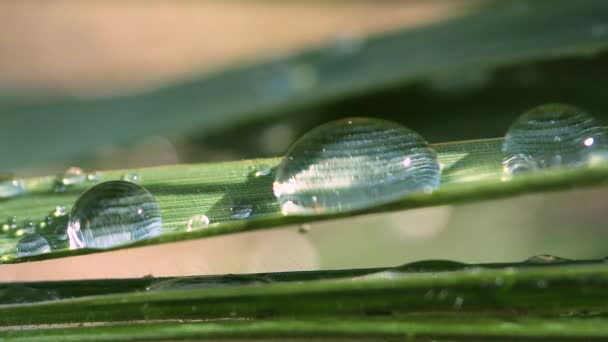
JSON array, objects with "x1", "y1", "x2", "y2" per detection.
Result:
[
  {"x1": 1, "y1": 103, "x2": 606, "y2": 257},
  {"x1": 273, "y1": 104, "x2": 608, "y2": 215},
  {"x1": 0, "y1": 169, "x2": 144, "y2": 257}
]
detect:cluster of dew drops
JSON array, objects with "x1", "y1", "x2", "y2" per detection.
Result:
[{"x1": 1, "y1": 103, "x2": 607, "y2": 258}]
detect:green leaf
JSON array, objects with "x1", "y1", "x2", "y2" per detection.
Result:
[
  {"x1": 6, "y1": 317, "x2": 608, "y2": 341},
  {"x1": 3, "y1": 137, "x2": 608, "y2": 263},
  {"x1": 1, "y1": 259, "x2": 608, "y2": 332}
]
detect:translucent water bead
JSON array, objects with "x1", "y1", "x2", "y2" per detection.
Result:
[
  {"x1": 0, "y1": 175, "x2": 25, "y2": 199},
  {"x1": 273, "y1": 118, "x2": 441, "y2": 215},
  {"x1": 502, "y1": 104, "x2": 608, "y2": 178},
  {"x1": 67, "y1": 181, "x2": 162, "y2": 249},
  {"x1": 16, "y1": 234, "x2": 51, "y2": 257}
]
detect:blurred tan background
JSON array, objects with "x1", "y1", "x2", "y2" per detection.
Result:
[{"x1": 0, "y1": 1, "x2": 460, "y2": 97}]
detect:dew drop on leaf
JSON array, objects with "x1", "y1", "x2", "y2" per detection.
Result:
[
  {"x1": 16, "y1": 234, "x2": 51, "y2": 257},
  {"x1": 523, "y1": 254, "x2": 571, "y2": 264},
  {"x1": 502, "y1": 104, "x2": 608, "y2": 179},
  {"x1": 230, "y1": 201, "x2": 253, "y2": 219},
  {"x1": 67, "y1": 181, "x2": 162, "y2": 249},
  {"x1": 186, "y1": 214, "x2": 210, "y2": 232},
  {"x1": 2, "y1": 216, "x2": 18, "y2": 233},
  {"x1": 273, "y1": 118, "x2": 441, "y2": 215},
  {"x1": 0, "y1": 175, "x2": 25, "y2": 199},
  {"x1": 53, "y1": 166, "x2": 87, "y2": 192}
]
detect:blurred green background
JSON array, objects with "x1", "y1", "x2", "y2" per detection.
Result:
[{"x1": 1, "y1": 0, "x2": 608, "y2": 281}]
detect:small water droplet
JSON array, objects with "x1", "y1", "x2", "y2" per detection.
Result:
[
  {"x1": 20, "y1": 220, "x2": 36, "y2": 235},
  {"x1": 53, "y1": 205, "x2": 68, "y2": 217},
  {"x1": 86, "y1": 171, "x2": 102, "y2": 182},
  {"x1": 67, "y1": 181, "x2": 162, "y2": 249},
  {"x1": 186, "y1": 214, "x2": 210, "y2": 232},
  {"x1": 252, "y1": 164, "x2": 273, "y2": 177},
  {"x1": 16, "y1": 234, "x2": 51, "y2": 257},
  {"x1": 230, "y1": 201, "x2": 253, "y2": 219},
  {"x1": 502, "y1": 104, "x2": 608, "y2": 179},
  {"x1": 437, "y1": 289, "x2": 449, "y2": 301},
  {"x1": 122, "y1": 172, "x2": 141, "y2": 183},
  {"x1": 536, "y1": 279, "x2": 549, "y2": 288},
  {"x1": 524, "y1": 254, "x2": 571, "y2": 264},
  {"x1": 2, "y1": 216, "x2": 18, "y2": 233},
  {"x1": 53, "y1": 167, "x2": 87, "y2": 192},
  {"x1": 273, "y1": 118, "x2": 441, "y2": 215},
  {"x1": 453, "y1": 296, "x2": 464, "y2": 309},
  {"x1": 298, "y1": 224, "x2": 311, "y2": 234},
  {"x1": 0, "y1": 175, "x2": 25, "y2": 199}
]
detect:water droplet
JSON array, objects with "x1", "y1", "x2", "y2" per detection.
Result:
[
  {"x1": 2, "y1": 216, "x2": 18, "y2": 233},
  {"x1": 53, "y1": 167, "x2": 87, "y2": 192},
  {"x1": 437, "y1": 289, "x2": 449, "y2": 301},
  {"x1": 230, "y1": 201, "x2": 253, "y2": 219},
  {"x1": 536, "y1": 279, "x2": 549, "y2": 288},
  {"x1": 273, "y1": 118, "x2": 441, "y2": 215},
  {"x1": 86, "y1": 171, "x2": 102, "y2": 182},
  {"x1": 453, "y1": 296, "x2": 464, "y2": 309},
  {"x1": 16, "y1": 234, "x2": 51, "y2": 257},
  {"x1": 186, "y1": 214, "x2": 210, "y2": 232},
  {"x1": 20, "y1": 220, "x2": 36, "y2": 235},
  {"x1": 67, "y1": 181, "x2": 162, "y2": 249},
  {"x1": 0, "y1": 175, "x2": 25, "y2": 199},
  {"x1": 122, "y1": 172, "x2": 141, "y2": 183},
  {"x1": 298, "y1": 224, "x2": 311, "y2": 234},
  {"x1": 252, "y1": 164, "x2": 273, "y2": 177},
  {"x1": 53, "y1": 205, "x2": 68, "y2": 217},
  {"x1": 524, "y1": 254, "x2": 571, "y2": 264},
  {"x1": 502, "y1": 104, "x2": 608, "y2": 178}
]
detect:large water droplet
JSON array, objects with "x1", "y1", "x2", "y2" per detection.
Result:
[
  {"x1": 0, "y1": 175, "x2": 25, "y2": 199},
  {"x1": 16, "y1": 234, "x2": 51, "y2": 257},
  {"x1": 67, "y1": 181, "x2": 162, "y2": 249},
  {"x1": 273, "y1": 118, "x2": 441, "y2": 215},
  {"x1": 502, "y1": 104, "x2": 608, "y2": 178}
]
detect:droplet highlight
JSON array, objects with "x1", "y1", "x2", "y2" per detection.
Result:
[
  {"x1": 122, "y1": 172, "x2": 141, "y2": 183},
  {"x1": 67, "y1": 181, "x2": 162, "y2": 249},
  {"x1": 273, "y1": 118, "x2": 441, "y2": 215},
  {"x1": 502, "y1": 104, "x2": 608, "y2": 178},
  {"x1": 16, "y1": 234, "x2": 51, "y2": 257}
]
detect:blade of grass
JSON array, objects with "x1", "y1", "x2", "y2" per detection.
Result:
[
  {"x1": 5, "y1": 316, "x2": 608, "y2": 341},
  {"x1": 2, "y1": 260, "x2": 608, "y2": 326},
  {"x1": 2, "y1": 137, "x2": 608, "y2": 263}
]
